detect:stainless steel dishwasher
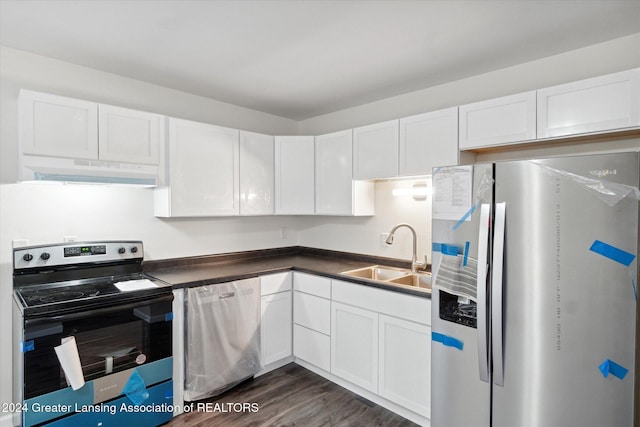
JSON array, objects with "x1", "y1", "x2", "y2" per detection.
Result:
[{"x1": 183, "y1": 278, "x2": 261, "y2": 401}]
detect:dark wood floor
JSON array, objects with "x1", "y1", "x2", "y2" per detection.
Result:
[{"x1": 165, "y1": 363, "x2": 418, "y2": 427}]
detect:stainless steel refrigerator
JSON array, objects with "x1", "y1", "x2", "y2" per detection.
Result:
[{"x1": 430, "y1": 152, "x2": 639, "y2": 427}]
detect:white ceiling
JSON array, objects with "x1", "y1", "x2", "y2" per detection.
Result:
[{"x1": 1, "y1": 0, "x2": 639, "y2": 120}]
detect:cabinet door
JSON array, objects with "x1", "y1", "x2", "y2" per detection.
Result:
[
  {"x1": 19, "y1": 90, "x2": 98, "y2": 159},
  {"x1": 537, "y1": 68, "x2": 640, "y2": 138},
  {"x1": 261, "y1": 291, "x2": 292, "y2": 366},
  {"x1": 315, "y1": 129, "x2": 354, "y2": 215},
  {"x1": 353, "y1": 120, "x2": 399, "y2": 180},
  {"x1": 399, "y1": 107, "x2": 458, "y2": 176},
  {"x1": 240, "y1": 131, "x2": 274, "y2": 215},
  {"x1": 166, "y1": 118, "x2": 239, "y2": 216},
  {"x1": 331, "y1": 301, "x2": 378, "y2": 393},
  {"x1": 274, "y1": 136, "x2": 315, "y2": 214},
  {"x1": 379, "y1": 314, "x2": 431, "y2": 418},
  {"x1": 98, "y1": 104, "x2": 161, "y2": 164},
  {"x1": 459, "y1": 91, "x2": 536, "y2": 149}
]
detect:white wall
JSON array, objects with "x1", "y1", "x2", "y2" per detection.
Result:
[{"x1": 298, "y1": 178, "x2": 433, "y2": 264}]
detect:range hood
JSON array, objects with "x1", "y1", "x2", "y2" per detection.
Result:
[{"x1": 20, "y1": 154, "x2": 160, "y2": 186}]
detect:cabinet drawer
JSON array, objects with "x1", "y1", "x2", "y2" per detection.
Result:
[
  {"x1": 293, "y1": 272, "x2": 331, "y2": 298},
  {"x1": 293, "y1": 292, "x2": 331, "y2": 335},
  {"x1": 261, "y1": 272, "x2": 292, "y2": 296},
  {"x1": 331, "y1": 280, "x2": 431, "y2": 325},
  {"x1": 293, "y1": 324, "x2": 330, "y2": 371}
]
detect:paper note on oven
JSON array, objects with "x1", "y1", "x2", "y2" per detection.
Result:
[
  {"x1": 54, "y1": 336, "x2": 85, "y2": 390},
  {"x1": 115, "y1": 279, "x2": 158, "y2": 292}
]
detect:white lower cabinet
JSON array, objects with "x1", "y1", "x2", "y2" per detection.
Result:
[
  {"x1": 260, "y1": 272, "x2": 292, "y2": 368},
  {"x1": 261, "y1": 292, "x2": 292, "y2": 366},
  {"x1": 331, "y1": 301, "x2": 379, "y2": 393},
  {"x1": 378, "y1": 314, "x2": 431, "y2": 418},
  {"x1": 292, "y1": 272, "x2": 331, "y2": 371}
]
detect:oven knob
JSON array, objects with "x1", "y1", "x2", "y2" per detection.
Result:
[
  {"x1": 130, "y1": 247, "x2": 138, "y2": 253},
  {"x1": 118, "y1": 247, "x2": 126, "y2": 254},
  {"x1": 40, "y1": 252, "x2": 50, "y2": 260},
  {"x1": 22, "y1": 253, "x2": 33, "y2": 262}
]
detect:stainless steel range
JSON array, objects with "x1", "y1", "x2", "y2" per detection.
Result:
[{"x1": 13, "y1": 241, "x2": 174, "y2": 427}]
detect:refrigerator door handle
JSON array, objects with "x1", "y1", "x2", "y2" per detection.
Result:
[
  {"x1": 477, "y1": 203, "x2": 491, "y2": 383},
  {"x1": 492, "y1": 202, "x2": 506, "y2": 386}
]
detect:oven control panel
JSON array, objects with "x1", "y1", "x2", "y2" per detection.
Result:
[{"x1": 14, "y1": 241, "x2": 143, "y2": 270}]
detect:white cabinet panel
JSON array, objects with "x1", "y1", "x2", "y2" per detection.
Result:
[
  {"x1": 294, "y1": 324, "x2": 330, "y2": 371},
  {"x1": 261, "y1": 291, "x2": 292, "y2": 366},
  {"x1": 98, "y1": 104, "x2": 161, "y2": 164},
  {"x1": 331, "y1": 301, "x2": 378, "y2": 393},
  {"x1": 379, "y1": 314, "x2": 431, "y2": 418},
  {"x1": 19, "y1": 90, "x2": 98, "y2": 159},
  {"x1": 156, "y1": 118, "x2": 239, "y2": 217},
  {"x1": 459, "y1": 91, "x2": 536, "y2": 149},
  {"x1": 293, "y1": 272, "x2": 331, "y2": 298},
  {"x1": 294, "y1": 292, "x2": 331, "y2": 335},
  {"x1": 240, "y1": 131, "x2": 274, "y2": 215},
  {"x1": 399, "y1": 107, "x2": 458, "y2": 176},
  {"x1": 275, "y1": 136, "x2": 315, "y2": 214},
  {"x1": 260, "y1": 272, "x2": 292, "y2": 296},
  {"x1": 331, "y1": 280, "x2": 431, "y2": 325},
  {"x1": 537, "y1": 68, "x2": 640, "y2": 138},
  {"x1": 316, "y1": 130, "x2": 374, "y2": 216},
  {"x1": 353, "y1": 120, "x2": 399, "y2": 180}
]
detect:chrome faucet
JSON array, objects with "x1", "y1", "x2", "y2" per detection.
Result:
[{"x1": 385, "y1": 223, "x2": 427, "y2": 273}]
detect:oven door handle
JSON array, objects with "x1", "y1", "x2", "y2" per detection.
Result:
[{"x1": 24, "y1": 293, "x2": 174, "y2": 326}]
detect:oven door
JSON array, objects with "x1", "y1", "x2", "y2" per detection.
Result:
[{"x1": 21, "y1": 294, "x2": 173, "y2": 400}]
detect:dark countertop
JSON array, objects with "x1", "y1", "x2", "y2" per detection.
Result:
[{"x1": 144, "y1": 246, "x2": 431, "y2": 299}]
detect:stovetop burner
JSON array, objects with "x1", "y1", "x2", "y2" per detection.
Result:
[
  {"x1": 13, "y1": 241, "x2": 171, "y2": 317},
  {"x1": 16, "y1": 277, "x2": 134, "y2": 308}
]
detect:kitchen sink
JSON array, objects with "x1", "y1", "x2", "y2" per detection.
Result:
[
  {"x1": 340, "y1": 265, "x2": 431, "y2": 292},
  {"x1": 388, "y1": 273, "x2": 431, "y2": 290},
  {"x1": 340, "y1": 265, "x2": 408, "y2": 281}
]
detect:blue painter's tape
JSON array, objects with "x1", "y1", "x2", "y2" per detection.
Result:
[
  {"x1": 590, "y1": 240, "x2": 636, "y2": 267},
  {"x1": 441, "y1": 244, "x2": 459, "y2": 256},
  {"x1": 21, "y1": 340, "x2": 34, "y2": 353},
  {"x1": 432, "y1": 332, "x2": 464, "y2": 350},
  {"x1": 463, "y1": 241, "x2": 470, "y2": 267},
  {"x1": 599, "y1": 359, "x2": 629, "y2": 380},
  {"x1": 432, "y1": 243, "x2": 459, "y2": 256},
  {"x1": 452, "y1": 201, "x2": 481, "y2": 231},
  {"x1": 165, "y1": 312, "x2": 174, "y2": 322}
]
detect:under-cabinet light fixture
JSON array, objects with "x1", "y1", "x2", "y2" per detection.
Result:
[{"x1": 392, "y1": 182, "x2": 430, "y2": 201}]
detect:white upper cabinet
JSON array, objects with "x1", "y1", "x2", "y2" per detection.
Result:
[
  {"x1": 98, "y1": 104, "x2": 161, "y2": 165},
  {"x1": 537, "y1": 68, "x2": 640, "y2": 138},
  {"x1": 20, "y1": 90, "x2": 162, "y2": 165},
  {"x1": 459, "y1": 91, "x2": 536, "y2": 150},
  {"x1": 20, "y1": 90, "x2": 99, "y2": 159},
  {"x1": 399, "y1": 107, "x2": 458, "y2": 175},
  {"x1": 274, "y1": 136, "x2": 315, "y2": 214},
  {"x1": 239, "y1": 131, "x2": 274, "y2": 216},
  {"x1": 315, "y1": 129, "x2": 374, "y2": 216},
  {"x1": 155, "y1": 118, "x2": 239, "y2": 217},
  {"x1": 353, "y1": 120, "x2": 399, "y2": 180}
]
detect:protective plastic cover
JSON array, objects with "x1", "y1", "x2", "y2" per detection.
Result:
[{"x1": 184, "y1": 278, "x2": 261, "y2": 401}]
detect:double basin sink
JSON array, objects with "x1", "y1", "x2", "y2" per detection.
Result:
[{"x1": 340, "y1": 265, "x2": 431, "y2": 292}]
